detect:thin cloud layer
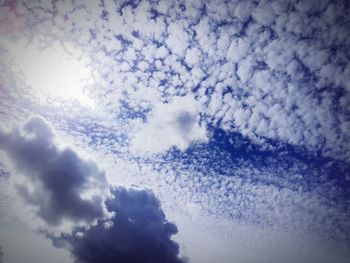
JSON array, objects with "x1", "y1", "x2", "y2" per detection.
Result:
[{"x1": 0, "y1": 116, "x2": 107, "y2": 225}]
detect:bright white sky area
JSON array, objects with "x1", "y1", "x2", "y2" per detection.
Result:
[{"x1": 3, "y1": 39, "x2": 94, "y2": 106}]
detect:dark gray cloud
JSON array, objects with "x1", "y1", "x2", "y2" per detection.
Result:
[
  {"x1": 0, "y1": 246, "x2": 3, "y2": 263},
  {"x1": 0, "y1": 116, "x2": 107, "y2": 225},
  {"x1": 1, "y1": 117, "x2": 187, "y2": 262},
  {"x1": 46, "y1": 187, "x2": 187, "y2": 263}
]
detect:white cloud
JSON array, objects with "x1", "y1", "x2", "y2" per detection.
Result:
[
  {"x1": 185, "y1": 47, "x2": 202, "y2": 67},
  {"x1": 166, "y1": 22, "x2": 190, "y2": 57},
  {"x1": 227, "y1": 37, "x2": 249, "y2": 63},
  {"x1": 252, "y1": 2, "x2": 276, "y2": 26},
  {"x1": 237, "y1": 56, "x2": 254, "y2": 83},
  {"x1": 130, "y1": 95, "x2": 207, "y2": 155}
]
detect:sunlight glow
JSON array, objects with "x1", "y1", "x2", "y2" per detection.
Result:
[{"x1": 9, "y1": 40, "x2": 94, "y2": 106}]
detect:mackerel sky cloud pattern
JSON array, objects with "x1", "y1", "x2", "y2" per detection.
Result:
[{"x1": 0, "y1": 0, "x2": 349, "y2": 263}]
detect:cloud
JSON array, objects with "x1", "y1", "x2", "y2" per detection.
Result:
[
  {"x1": 1, "y1": 0, "x2": 350, "y2": 164},
  {"x1": 0, "y1": 116, "x2": 107, "y2": 225},
  {"x1": 0, "y1": 116, "x2": 187, "y2": 262},
  {"x1": 131, "y1": 95, "x2": 207, "y2": 155},
  {"x1": 46, "y1": 187, "x2": 187, "y2": 263},
  {"x1": 0, "y1": 246, "x2": 3, "y2": 263},
  {"x1": 1, "y1": 0, "x2": 350, "y2": 262}
]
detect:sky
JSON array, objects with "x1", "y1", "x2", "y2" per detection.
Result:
[{"x1": 0, "y1": 0, "x2": 349, "y2": 262}]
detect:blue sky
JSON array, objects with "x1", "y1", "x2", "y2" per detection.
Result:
[{"x1": 0, "y1": 0, "x2": 349, "y2": 262}]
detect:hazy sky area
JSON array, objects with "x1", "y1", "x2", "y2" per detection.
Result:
[{"x1": 0, "y1": 0, "x2": 350, "y2": 262}]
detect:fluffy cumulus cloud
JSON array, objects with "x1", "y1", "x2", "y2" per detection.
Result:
[
  {"x1": 48, "y1": 187, "x2": 187, "y2": 263},
  {"x1": 0, "y1": 116, "x2": 107, "y2": 225}
]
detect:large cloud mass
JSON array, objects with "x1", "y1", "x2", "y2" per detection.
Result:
[
  {"x1": 48, "y1": 187, "x2": 187, "y2": 263},
  {"x1": 0, "y1": 116, "x2": 107, "y2": 225},
  {"x1": 0, "y1": 116, "x2": 186, "y2": 262},
  {"x1": 0, "y1": 246, "x2": 3, "y2": 263}
]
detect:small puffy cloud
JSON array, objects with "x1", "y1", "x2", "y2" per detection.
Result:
[
  {"x1": 185, "y1": 47, "x2": 202, "y2": 67},
  {"x1": 131, "y1": 95, "x2": 208, "y2": 155},
  {"x1": 166, "y1": 22, "x2": 189, "y2": 57},
  {"x1": 155, "y1": 45, "x2": 169, "y2": 60},
  {"x1": 237, "y1": 56, "x2": 254, "y2": 83},
  {"x1": 234, "y1": 1, "x2": 253, "y2": 21},
  {"x1": 47, "y1": 187, "x2": 187, "y2": 263},
  {"x1": 0, "y1": 116, "x2": 107, "y2": 225},
  {"x1": 252, "y1": 2, "x2": 276, "y2": 26},
  {"x1": 227, "y1": 38, "x2": 249, "y2": 63}
]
